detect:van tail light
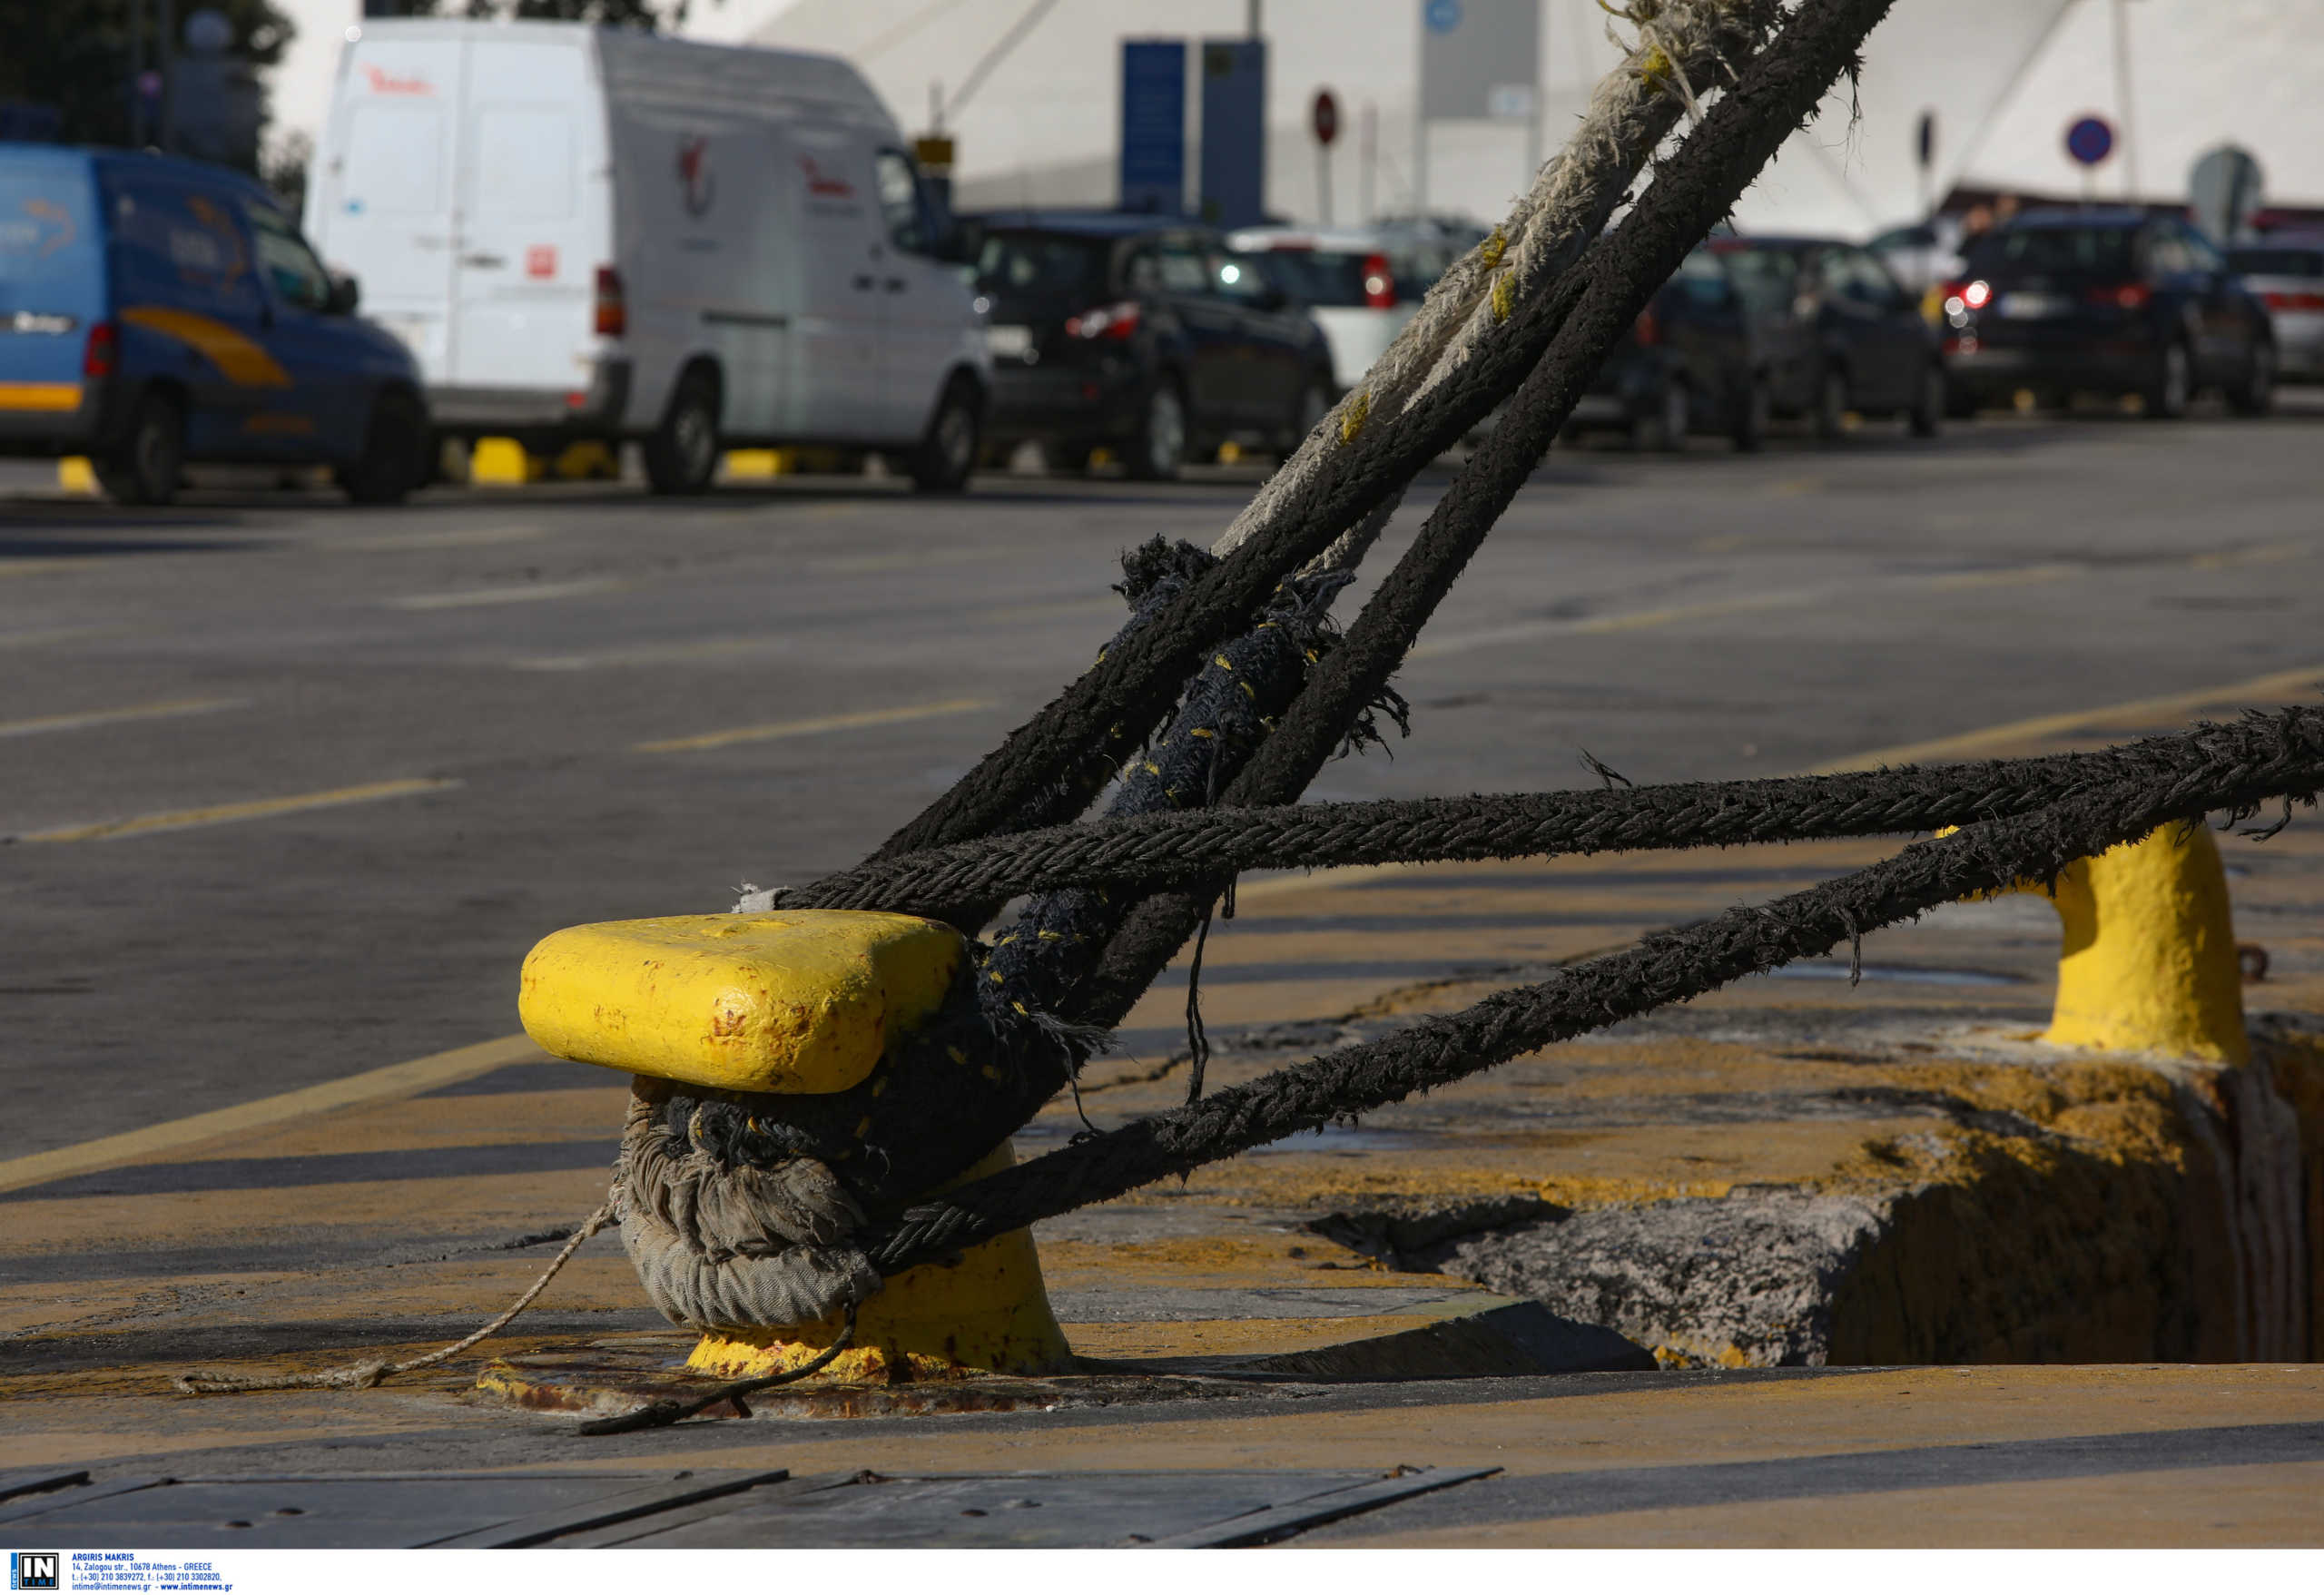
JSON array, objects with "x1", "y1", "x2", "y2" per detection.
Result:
[
  {"x1": 2263, "y1": 289, "x2": 2324, "y2": 311},
  {"x1": 1065, "y1": 300, "x2": 1141, "y2": 340},
  {"x1": 593, "y1": 266, "x2": 626, "y2": 337},
  {"x1": 1632, "y1": 307, "x2": 1660, "y2": 347},
  {"x1": 1361, "y1": 251, "x2": 1397, "y2": 309},
  {"x1": 82, "y1": 321, "x2": 117, "y2": 379},
  {"x1": 2085, "y1": 281, "x2": 2152, "y2": 310}
]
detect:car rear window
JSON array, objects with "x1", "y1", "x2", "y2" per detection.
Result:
[
  {"x1": 1713, "y1": 244, "x2": 1805, "y2": 318},
  {"x1": 973, "y1": 231, "x2": 1111, "y2": 300},
  {"x1": 0, "y1": 164, "x2": 101, "y2": 290},
  {"x1": 1964, "y1": 225, "x2": 2136, "y2": 277},
  {"x1": 2229, "y1": 246, "x2": 2324, "y2": 277},
  {"x1": 1260, "y1": 250, "x2": 1387, "y2": 307}
]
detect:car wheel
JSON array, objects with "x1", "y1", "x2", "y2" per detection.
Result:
[
  {"x1": 1813, "y1": 366, "x2": 1850, "y2": 444},
  {"x1": 645, "y1": 369, "x2": 721, "y2": 494},
  {"x1": 95, "y1": 389, "x2": 183, "y2": 507},
  {"x1": 1630, "y1": 379, "x2": 1689, "y2": 452},
  {"x1": 1907, "y1": 362, "x2": 1945, "y2": 438},
  {"x1": 340, "y1": 389, "x2": 428, "y2": 505},
  {"x1": 2228, "y1": 339, "x2": 2275, "y2": 417},
  {"x1": 910, "y1": 376, "x2": 981, "y2": 494},
  {"x1": 1125, "y1": 379, "x2": 1187, "y2": 481},
  {"x1": 2145, "y1": 340, "x2": 2191, "y2": 420},
  {"x1": 1730, "y1": 374, "x2": 1770, "y2": 453}
]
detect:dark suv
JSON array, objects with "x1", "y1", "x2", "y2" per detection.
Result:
[
  {"x1": 961, "y1": 211, "x2": 1336, "y2": 478},
  {"x1": 1938, "y1": 209, "x2": 2275, "y2": 418}
]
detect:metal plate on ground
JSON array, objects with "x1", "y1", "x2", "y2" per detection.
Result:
[
  {"x1": 568, "y1": 1466, "x2": 1500, "y2": 1548},
  {"x1": 0, "y1": 1471, "x2": 788, "y2": 1549}
]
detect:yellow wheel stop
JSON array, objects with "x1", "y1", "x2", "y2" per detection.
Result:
[{"x1": 518, "y1": 911, "x2": 965, "y2": 1095}]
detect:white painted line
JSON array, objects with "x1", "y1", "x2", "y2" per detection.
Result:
[
  {"x1": 386, "y1": 576, "x2": 621, "y2": 610},
  {"x1": 0, "y1": 696, "x2": 248, "y2": 740},
  {"x1": 334, "y1": 524, "x2": 549, "y2": 554},
  {"x1": 14, "y1": 777, "x2": 459, "y2": 844},
  {"x1": 512, "y1": 633, "x2": 794, "y2": 673},
  {"x1": 636, "y1": 696, "x2": 997, "y2": 753}
]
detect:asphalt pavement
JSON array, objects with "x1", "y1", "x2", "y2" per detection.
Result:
[{"x1": 5, "y1": 399, "x2": 2323, "y2": 1156}]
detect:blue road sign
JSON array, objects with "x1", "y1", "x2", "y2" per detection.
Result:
[
  {"x1": 1198, "y1": 38, "x2": 1266, "y2": 231},
  {"x1": 1425, "y1": 0, "x2": 1463, "y2": 34},
  {"x1": 2065, "y1": 115, "x2": 2114, "y2": 168},
  {"x1": 1119, "y1": 41, "x2": 1187, "y2": 215}
]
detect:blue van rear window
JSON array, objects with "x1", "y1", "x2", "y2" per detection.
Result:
[{"x1": 0, "y1": 166, "x2": 101, "y2": 290}]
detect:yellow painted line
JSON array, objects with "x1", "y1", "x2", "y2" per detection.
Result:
[
  {"x1": 15, "y1": 776, "x2": 458, "y2": 844},
  {"x1": 1806, "y1": 665, "x2": 2324, "y2": 773},
  {"x1": 636, "y1": 696, "x2": 996, "y2": 753},
  {"x1": 1918, "y1": 561, "x2": 2080, "y2": 594},
  {"x1": 0, "y1": 695, "x2": 246, "y2": 740},
  {"x1": 2190, "y1": 540, "x2": 2305, "y2": 571},
  {"x1": 386, "y1": 576, "x2": 621, "y2": 610},
  {"x1": 0, "y1": 382, "x2": 83, "y2": 411},
  {"x1": 1410, "y1": 590, "x2": 1811, "y2": 660},
  {"x1": 0, "y1": 1034, "x2": 545, "y2": 1197}
]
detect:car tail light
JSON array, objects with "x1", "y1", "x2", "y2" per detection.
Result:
[
  {"x1": 1361, "y1": 251, "x2": 1396, "y2": 309},
  {"x1": 2084, "y1": 281, "x2": 2152, "y2": 310},
  {"x1": 594, "y1": 266, "x2": 626, "y2": 337},
  {"x1": 1065, "y1": 300, "x2": 1141, "y2": 340},
  {"x1": 82, "y1": 320, "x2": 116, "y2": 379},
  {"x1": 2264, "y1": 289, "x2": 2324, "y2": 311},
  {"x1": 1632, "y1": 307, "x2": 1660, "y2": 347}
]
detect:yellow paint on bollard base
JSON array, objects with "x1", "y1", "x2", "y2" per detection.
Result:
[
  {"x1": 2038, "y1": 823, "x2": 2248, "y2": 1065},
  {"x1": 685, "y1": 1140, "x2": 1073, "y2": 1383}
]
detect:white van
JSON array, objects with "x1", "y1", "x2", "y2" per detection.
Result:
[{"x1": 306, "y1": 19, "x2": 989, "y2": 493}]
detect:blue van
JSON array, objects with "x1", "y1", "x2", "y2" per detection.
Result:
[{"x1": 0, "y1": 146, "x2": 428, "y2": 505}]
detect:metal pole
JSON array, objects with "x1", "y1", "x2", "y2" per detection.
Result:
[
  {"x1": 128, "y1": 0, "x2": 147, "y2": 146},
  {"x1": 1411, "y1": 5, "x2": 1427, "y2": 222},
  {"x1": 1359, "y1": 100, "x2": 1376, "y2": 225},
  {"x1": 156, "y1": 0, "x2": 178, "y2": 153},
  {"x1": 1316, "y1": 141, "x2": 1332, "y2": 227},
  {"x1": 1247, "y1": 0, "x2": 1261, "y2": 39}
]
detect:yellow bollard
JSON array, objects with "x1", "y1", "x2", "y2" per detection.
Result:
[
  {"x1": 553, "y1": 440, "x2": 620, "y2": 481},
  {"x1": 723, "y1": 448, "x2": 793, "y2": 481},
  {"x1": 2036, "y1": 823, "x2": 2248, "y2": 1065},
  {"x1": 469, "y1": 437, "x2": 539, "y2": 486},
  {"x1": 518, "y1": 910, "x2": 1072, "y2": 1382},
  {"x1": 57, "y1": 457, "x2": 98, "y2": 496}
]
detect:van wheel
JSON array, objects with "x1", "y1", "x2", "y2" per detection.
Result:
[
  {"x1": 645, "y1": 370, "x2": 721, "y2": 495},
  {"x1": 340, "y1": 390, "x2": 428, "y2": 505},
  {"x1": 910, "y1": 376, "x2": 981, "y2": 494},
  {"x1": 1126, "y1": 379, "x2": 1186, "y2": 481},
  {"x1": 96, "y1": 390, "x2": 183, "y2": 507}
]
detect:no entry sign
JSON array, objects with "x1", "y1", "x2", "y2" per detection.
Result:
[{"x1": 1312, "y1": 88, "x2": 1339, "y2": 147}]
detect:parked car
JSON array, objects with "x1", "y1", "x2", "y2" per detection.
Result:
[
  {"x1": 1226, "y1": 219, "x2": 1485, "y2": 391},
  {"x1": 307, "y1": 19, "x2": 989, "y2": 494},
  {"x1": 1936, "y1": 209, "x2": 2275, "y2": 418},
  {"x1": 2227, "y1": 232, "x2": 2324, "y2": 383},
  {"x1": 1867, "y1": 214, "x2": 1968, "y2": 297},
  {"x1": 0, "y1": 145, "x2": 428, "y2": 506},
  {"x1": 1564, "y1": 245, "x2": 1774, "y2": 450},
  {"x1": 961, "y1": 211, "x2": 1336, "y2": 478},
  {"x1": 1709, "y1": 235, "x2": 1948, "y2": 439}
]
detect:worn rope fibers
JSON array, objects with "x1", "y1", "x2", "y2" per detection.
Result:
[
  {"x1": 778, "y1": 709, "x2": 2324, "y2": 916},
  {"x1": 859, "y1": 743, "x2": 2324, "y2": 1275},
  {"x1": 869, "y1": 0, "x2": 1787, "y2": 864}
]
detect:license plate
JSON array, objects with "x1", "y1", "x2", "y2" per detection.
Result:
[
  {"x1": 1997, "y1": 292, "x2": 2069, "y2": 320},
  {"x1": 986, "y1": 324, "x2": 1033, "y2": 359}
]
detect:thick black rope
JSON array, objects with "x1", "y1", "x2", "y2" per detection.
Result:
[
  {"x1": 863, "y1": 4, "x2": 1787, "y2": 866},
  {"x1": 859, "y1": 750, "x2": 2324, "y2": 1275},
  {"x1": 780, "y1": 709, "x2": 2324, "y2": 917},
  {"x1": 1066, "y1": 0, "x2": 1903, "y2": 1029}
]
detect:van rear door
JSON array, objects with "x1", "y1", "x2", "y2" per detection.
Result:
[
  {"x1": 787, "y1": 124, "x2": 885, "y2": 439},
  {"x1": 311, "y1": 34, "x2": 462, "y2": 380},
  {"x1": 448, "y1": 34, "x2": 598, "y2": 395},
  {"x1": 0, "y1": 152, "x2": 104, "y2": 427}
]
